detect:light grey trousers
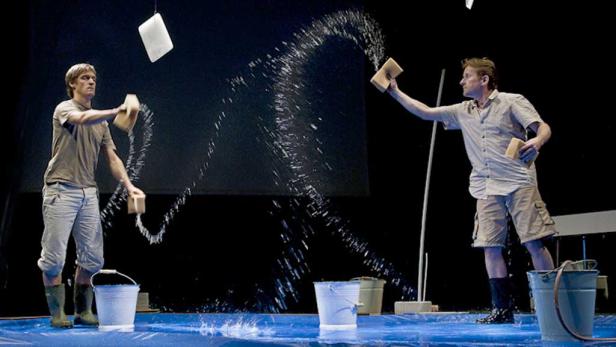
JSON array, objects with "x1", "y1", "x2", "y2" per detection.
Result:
[{"x1": 37, "y1": 182, "x2": 104, "y2": 277}]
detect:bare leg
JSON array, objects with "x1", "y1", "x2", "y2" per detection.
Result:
[
  {"x1": 484, "y1": 247, "x2": 508, "y2": 278},
  {"x1": 75, "y1": 266, "x2": 94, "y2": 286},
  {"x1": 525, "y1": 239, "x2": 554, "y2": 270}
]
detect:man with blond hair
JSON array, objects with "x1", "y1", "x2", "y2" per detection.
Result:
[
  {"x1": 386, "y1": 57, "x2": 556, "y2": 323},
  {"x1": 38, "y1": 63, "x2": 144, "y2": 328}
]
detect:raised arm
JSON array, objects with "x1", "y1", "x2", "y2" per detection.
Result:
[
  {"x1": 387, "y1": 78, "x2": 443, "y2": 121},
  {"x1": 67, "y1": 104, "x2": 126, "y2": 126}
]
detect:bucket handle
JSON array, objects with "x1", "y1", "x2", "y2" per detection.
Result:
[
  {"x1": 540, "y1": 259, "x2": 597, "y2": 280},
  {"x1": 563, "y1": 259, "x2": 597, "y2": 270},
  {"x1": 552, "y1": 260, "x2": 616, "y2": 342},
  {"x1": 328, "y1": 284, "x2": 364, "y2": 309},
  {"x1": 91, "y1": 269, "x2": 138, "y2": 288}
]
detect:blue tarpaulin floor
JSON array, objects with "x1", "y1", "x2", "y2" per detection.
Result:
[{"x1": 1, "y1": 313, "x2": 615, "y2": 346}]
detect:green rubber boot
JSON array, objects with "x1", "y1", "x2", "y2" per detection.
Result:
[
  {"x1": 44, "y1": 284, "x2": 73, "y2": 328},
  {"x1": 74, "y1": 284, "x2": 98, "y2": 326}
]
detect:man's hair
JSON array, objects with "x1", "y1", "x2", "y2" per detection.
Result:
[
  {"x1": 462, "y1": 57, "x2": 497, "y2": 90},
  {"x1": 65, "y1": 63, "x2": 96, "y2": 98}
]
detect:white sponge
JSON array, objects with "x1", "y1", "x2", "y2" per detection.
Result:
[{"x1": 138, "y1": 13, "x2": 174, "y2": 63}]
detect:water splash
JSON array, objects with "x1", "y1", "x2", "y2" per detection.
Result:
[{"x1": 198, "y1": 316, "x2": 275, "y2": 339}]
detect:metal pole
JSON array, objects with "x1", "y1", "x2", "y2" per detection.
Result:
[
  {"x1": 417, "y1": 68, "x2": 446, "y2": 302},
  {"x1": 422, "y1": 252, "x2": 429, "y2": 302}
]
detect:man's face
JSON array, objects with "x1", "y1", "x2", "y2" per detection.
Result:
[
  {"x1": 459, "y1": 67, "x2": 484, "y2": 98},
  {"x1": 71, "y1": 71, "x2": 96, "y2": 98}
]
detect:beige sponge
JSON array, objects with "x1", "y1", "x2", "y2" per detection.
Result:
[
  {"x1": 128, "y1": 194, "x2": 146, "y2": 214},
  {"x1": 505, "y1": 138, "x2": 538, "y2": 167},
  {"x1": 370, "y1": 58, "x2": 403, "y2": 92},
  {"x1": 113, "y1": 94, "x2": 140, "y2": 132}
]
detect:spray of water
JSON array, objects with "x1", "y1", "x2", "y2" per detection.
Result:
[
  {"x1": 101, "y1": 104, "x2": 154, "y2": 229},
  {"x1": 104, "y1": 8, "x2": 416, "y2": 312},
  {"x1": 201, "y1": 9, "x2": 415, "y2": 312},
  {"x1": 265, "y1": 9, "x2": 415, "y2": 310}
]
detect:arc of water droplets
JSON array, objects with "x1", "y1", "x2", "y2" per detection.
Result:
[
  {"x1": 101, "y1": 104, "x2": 154, "y2": 229},
  {"x1": 104, "y1": 10, "x2": 385, "y2": 248},
  {"x1": 266, "y1": 8, "x2": 416, "y2": 309},
  {"x1": 198, "y1": 9, "x2": 416, "y2": 313},
  {"x1": 102, "y1": 102, "x2": 228, "y2": 244},
  {"x1": 101, "y1": 9, "x2": 416, "y2": 311},
  {"x1": 130, "y1": 106, "x2": 227, "y2": 244}
]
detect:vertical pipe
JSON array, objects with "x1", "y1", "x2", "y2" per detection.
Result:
[{"x1": 417, "y1": 68, "x2": 446, "y2": 302}]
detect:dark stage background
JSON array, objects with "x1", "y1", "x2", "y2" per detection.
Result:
[{"x1": 2, "y1": 0, "x2": 615, "y2": 316}]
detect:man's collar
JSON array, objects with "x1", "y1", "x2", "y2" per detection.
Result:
[
  {"x1": 472, "y1": 89, "x2": 498, "y2": 108},
  {"x1": 488, "y1": 89, "x2": 499, "y2": 100}
]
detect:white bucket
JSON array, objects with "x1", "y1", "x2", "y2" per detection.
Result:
[
  {"x1": 91, "y1": 269, "x2": 140, "y2": 332},
  {"x1": 314, "y1": 281, "x2": 361, "y2": 330}
]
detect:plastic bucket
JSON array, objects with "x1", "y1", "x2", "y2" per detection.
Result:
[
  {"x1": 527, "y1": 269, "x2": 597, "y2": 342},
  {"x1": 351, "y1": 277, "x2": 385, "y2": 315},
  {"x1": 91, "y1": 270, "x2": 140, "y2": 332},
  {"x1": 314, "y1": 281, "x2": 361, "y2": 329}
]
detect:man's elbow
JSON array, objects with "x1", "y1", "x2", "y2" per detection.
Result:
[
  {"x1": 538, "y1": 122, "x2": 552, "y2": 144},
  {"x1": 540, "y1": 122, "x2": 552, "y2": 135}
]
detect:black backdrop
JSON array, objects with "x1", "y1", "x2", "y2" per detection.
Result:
[{"x1": 2, "y1": 0, "x2": 615, "y2": 316}]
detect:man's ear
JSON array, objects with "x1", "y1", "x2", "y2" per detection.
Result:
[{"x1": 481, "y1": 75, "x2": 489, "y2": 86}]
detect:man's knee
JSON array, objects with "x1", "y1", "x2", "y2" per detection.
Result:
[
  {"x1": 76, "y1": 256, "x2": 104, "y2": 275},
  {"x1": 38, "y1": 258, "x2": 64, "y2": 278},
  {"x1": 524, "y1": 239, "x2": 546, "y2": 253},
  {"x1": 484, "y1": 246, "x2": 503, "y2": 258}
]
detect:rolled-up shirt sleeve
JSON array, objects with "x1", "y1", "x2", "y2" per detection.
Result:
[
  {"x1": 53, "y1": 101, "x2": 78, "y2": 126},
  {"x1": 434, "y1": 103, "x2": 462, "y2": 130},
  {"x1": 510, "y1": 94, "x2": 543, "y2": 129}
]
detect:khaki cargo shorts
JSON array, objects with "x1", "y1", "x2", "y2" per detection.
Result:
[{"x1": 472, "y1": 186, "x2": 556, "y2": 248}]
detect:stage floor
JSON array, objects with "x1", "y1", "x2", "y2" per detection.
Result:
[{"x1": 1, "y1": 312, "x2": 615, "y2": 346}]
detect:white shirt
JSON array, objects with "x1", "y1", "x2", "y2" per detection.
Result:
[{"x1": 436, "y1": 90, "x2": 543, "y2": 199}]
